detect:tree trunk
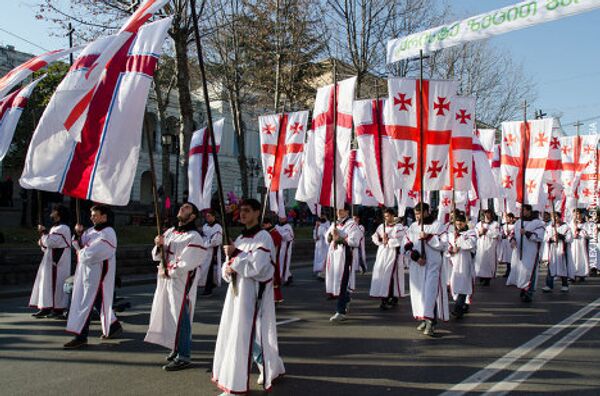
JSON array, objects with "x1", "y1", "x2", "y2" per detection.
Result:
[
  {"x1": 153, "y1": 77, "x2": 172, "y2": 201},
  {"x1": 228, "y1": 92, "x2": 249, "y2": 198}
]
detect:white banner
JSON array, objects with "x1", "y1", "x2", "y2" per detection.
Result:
[{"x1": 387, "y1": 0, "x2": 600, "y2": 64}]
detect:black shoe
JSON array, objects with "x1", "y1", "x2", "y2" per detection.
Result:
[
  {"x1": 423, "y1": 320, "x2": 435, "y2": 336},
  {"x1": 390, "y1": 297, "x2": 399, "y2": 306},
  {"x1": 379, "y1": 302, "x2": 390, "y2": 311},
  {"x1": 201, "y1": 289, "x2": 213, "y2": 296},
  {"x1": 46, "y1": 311, "x2": 64, "y2": 319},
  {"x1": 521, "y1": 293, "x2": 533, "y2": 303},
  {"x1": 463, "y1": 304, "x2": 470, "y2": 313},
  {"x1": 101, "y1": 322, "x2": 123, "y2": 340},
  {"x1": 482, "y1": 278, "x2": 491, "y2": 286},
  {"x1": 64, "y1": 338, "x2": 88, "y2": 349},
  {"x1": 162, "y1": 360, "x2": 191, "y2": 371},
  {"x1": 284, "y1": 277, "x2": 293, "y2": 286},
  {"x1": 590, "y1": 268, "x2": 598, "y2": 277},
  {"x1": 32, "y1": 309, "x2": 52, "y2": 318},
  {"x1": 166, "y1": 352, "x2": 177, "y2": 362}
]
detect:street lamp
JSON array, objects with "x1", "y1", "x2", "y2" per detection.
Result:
[
  {"x1": 160, "y1": 133, "x2": 180, "y2": 204},
  {"x1": 246, "y1": 157, "x2": 261, "y2": 199}
]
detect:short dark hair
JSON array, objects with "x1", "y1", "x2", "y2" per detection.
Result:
[
  {"x1": 507, "y1": 212, "x2": 515, "y2": 218},
  {"x1": 523, "y1": 204, "x2": 533, "y2": 212},
  {"x1": 91, "y1": 204, "x2": 112, "y2": 217},
  {"x1": 454, "y1": 213, "x2": 467, "y2": 222},
  {"x1": 414, "y1": 202, "x2": 429, "y2": 212},
  {"x1": 52, "y1": 204, "x2": 70, "y2": 224},
  {"x1": 185, "y1": 202, "x2": 200, "y2": 218},
  {"x1": 383, "y1": 207, "x2": 396, "y2": 216},
  {"x1": 204, "y1": 208, "x2": 217, "y2": 217},
  {"x1": 240, "y1": 198, "x2": 261, "y2": 211}
]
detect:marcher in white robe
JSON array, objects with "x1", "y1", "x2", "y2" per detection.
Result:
[
  {"x1": 29, "y1": 205, "x2": 71, "y2": 318},
  {"x1": 403, "y1": 203, "x2": 449, "y2": 336},
  {"x1": 571, "y1": 209, "x2": 591, "y2": 280},
  {"x1": 506, "y1": 205, "x2": 545, "y2": 302},
  {"x1": 275, "y1": 218, "x2": 294, "y2": 285},
  {"x1": 539, "y1": 212, "x2": 552, "y2": 264},
  {"x1": 498, "y1": 214, "x2": 516, "y2": 278},
  {"x1": 145, "y1": 202, "x2": 209, "y2": 371},
  {"x1": 213, "y1": 199, "x2": 285, "y2": 395},
  {"x1": 353, "y1": 214, "x2": 367, "y2": 273},
  {"x1": 542, "y1": 212, "x2": 573, "y2": 293},
  {"x1": 369, "y1": 208, "x2": 406, "y2": 309},
  {"x1": 312, "y1": 217, "x2": 330, "y2": 278},
  {"x1": 474, "y1": 210, "x2": 500, "y2": 285},
  {"x1": 326, "y1": 206, "x2": 361, "y2": 322},
  {"x1": 64, "y1": 205, "x2": 122, "y2": 349},
  {"x1": 201, "y1": 209, "x2": 223, "y2": 295},
  {"x1": 446, "y1": 213, "x2": 477, "y2": 319}
]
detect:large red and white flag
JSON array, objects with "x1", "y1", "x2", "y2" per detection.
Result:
[
  {"x1": 560, "y1": 134, "x2": 599, "y2": 200},
  {"x1": 385, "y1": 78, "x2": 458, "y2": 192},
  {"x1": 120, "y1": 0, "x2": 170, "y2": 33},
  {"x1": 346, "y1": 149, "x2": 379, "y2": 207},
  {"x1": 476, "y1": 129, "x2": 496, "y2": 162},
  {"x1": 577, "y1": 138, "x2": 599, "y2": 205},
  {"x1": 296, "y1": 76, "x2": 356, "y2": 208},
  {"x1": 188, "y1": 118, "x2": 224, "y2": 211},
  {"x1": 500, "y1": 118, "x2": 554, "y2": 205},
  {"x1": 0, "y1": 48, "x2": 78, "y2": 99},
  {"x1": 0, "y1": 75, "x2": 45, "y2": 161},
  {"x1": 353, "y1": 98, "x2": 392, "y2": 206},
  {"x1": 448, "y1": 96, "x2": 475, "y2": 191},
  {"x1": 259, "y1": 110, "x2": 309, "y2": 217},
  {"x1": 20, "y1": 18, "x2": 171, "y2": 205},
  {"x1": 471, "y1": 134, "x2": 499, "y2": 201},
  {"x1": 396, "y1": 189, "x2": 420, "y2": 217}
]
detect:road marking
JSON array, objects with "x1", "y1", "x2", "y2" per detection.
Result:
[
  {"x1": 277, "y1": 317, "x2": 302, "y2": 326},
  {"x1": 440, "y1": 297, "x2": 600, "y2": 396},
  {"x1": 484, "y1": 311, "x2": 600, "y2": 395}
]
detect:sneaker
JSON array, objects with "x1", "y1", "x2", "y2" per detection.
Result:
[
  {"x1": 379, "y1": 302, "x2": 390, "y2": 311},
  {"x1": 63, "y1": 338, "x2": 87, "y2": 349},
  {"x1": 166, "y1": 352, "x2": 177, "y2": 362},
  {"x1": 101, "y1": 322, "x2": 123, "y2": 340},
  {"x1": 560, "y1": 286, "x2": 569, "y2": 293},
  {"x1": 257, "y1": 373, "x2": 264, "y2": 385},
  {"x1": 590, "y1": 268, "x2": 598, "y2": 277},
  {"x1": 329, "y1": 312, "x2": 347, "y2": 323},
  {"x1": 162, "y1": 360, "x2": 191, "y2": 371},
  {"x1": 542, "y1": 286, "x2": 552, "y2": 293},
  {"x1": 416, "y1": 321, "x2": 426, "y2": 331},
  {"x1": 32, "y1": 309, "x2": 51, "y2": 318},
  {"x1": 201, "y1": 289, "x2": 213, "y2": 297},
  {"x1": 423, "y1": 320, "x2": 435, "y2": 337}
]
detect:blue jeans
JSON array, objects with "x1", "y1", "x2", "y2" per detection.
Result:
[
  {"x1": 175, "y1": 300, "x2": 191, "y2": 362},
  {"x1": 546, "y1": 273, "x2": 568, "y2": 289}
]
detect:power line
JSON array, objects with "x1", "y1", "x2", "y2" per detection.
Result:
[{"x1": 0, "y1": 26, "x2": 50, "y2": 53}]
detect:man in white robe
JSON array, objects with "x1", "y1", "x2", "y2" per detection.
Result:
[
  {"x1": 201, "y1": 209, "x2": 223, "y2": 296},
  {"x1": 353, "y1": 214, "x2": 367, "y2": 273},
  {"x1": 499, "y1": 213, "x2": 516, "y2": 278},
  {"x1": 30, "y1": 204, "x2": 71, "y2": 319},
  {"x1": 64, "y1": 205, "x2": 122, "y2": 349},
  {"x1": 213, "y1": 199, "x2": 285, "y2": 394},
  {"x1": 313, "y1": 216, "x2": 330, "y2": 279},
  {"x1": 403, "y1": 203, "x2": 449, "y2": 337},
  {"x1": 325, "y1": 204, "x2": 361, "y2": 323},
  {"x1": 369, "y1": 208, "x2": 406, "y2": 310},
  {"x1": 275, "y1": 216, "x2": 294, "y2": 286},
  {"x1": 474, "y1": 209, "x2": 500, "y2": 286},
  {"x1": 145, "y1": 202, "x2": 209, "y2": 371},
  {"x1": 446, "y1": 213, "x2": 477, "y2": 319},
  {"x1": 506, "y1": 205, "x2": 546, "y2": 302},
  {"x1": 542, "y1": 211, "x2": 573, "y2": 293},
  {"x1": 571, "y1": 208, "x2": 591, "y2": 281}
]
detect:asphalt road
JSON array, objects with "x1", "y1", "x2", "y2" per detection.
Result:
[{"x1": 1, "y1": 262, "x2": 600, "y2": 396}]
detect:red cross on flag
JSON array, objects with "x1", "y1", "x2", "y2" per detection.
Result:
[
  {"x1": 259, "y1": 110, "x2": 309, "y2": 216},
  {"x1": 345, "y1": 149, "x2": 379, "y2": 207},
  {"x1": 577, "y1": 136, "x2": 599, "y2": 205},
  {"x1": 395, "y1": 189, "x2": 430, "y2": 217},
  {"x1": 560, "y1": 134, "x2": 599, "y2": 200},
  {"x1": 188, "y1": 118, "x2": 224, "y2": 210},
  {"x1": 500, "y1": 118, "x2": 554, "y2": 205},
  {"x1": 385, "y1": 78, "x2": 459, "y2": 192},
  {"x1": 296, "y1": 76, "x2": 356, "y2": 209},
  {"x1": 0, "y1": 75, "x2": 45, "y2": 161},
  {"x1": 448, "y1": 96, "x2": 475, "y2": 191},
  {"x1": 0, "y1": 48, "x2": 79, "y2": 99},
  {"x1": 540, "y1": 130, "x2": 563, "y2": 207},
  {"x1": 20, "y1": 18, "x2": 171, "y2": 205}
]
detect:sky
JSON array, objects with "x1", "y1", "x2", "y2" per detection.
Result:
[{"x1": 1, "y1": 1, "x2": 599, "y2": 135}]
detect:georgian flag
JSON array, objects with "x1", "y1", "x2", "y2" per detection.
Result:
[
  {"x1": 0, "y1": 48, "x2": 79, "y2": 99},
  {"x1": 471, "y1": 134, "x2": 499, "y2": 201},
  {"x1": 346, "y1": 149, "x2": 379, "y2": 207},
  {"x1": 500, "y1": 118, "x2": 554, "y2": 205},
  {"x1": 386, "y1": 78, "x2": 458, "y2": 192},
  {"x1": 448, "y1": 96, "x2": 475, "y2": 191},
  {"x1": 20, "y1": 17, "x2": 172, "y2": 205},
  {"x1": 437, "y1": 187, "x2": 468, "y2": 222},
  {"x1": 577, "y1": 137, "x2": 599, "y2": 204},
  {"x1": 296, "y1": 76, "x2": 356, "y2": 209},
  {"x1": 560, "y1": 134, "x2": 599, "y2": 199},
  {"x1": 259, "y1": 110, "x2": 309, "y2": 217},
  {"x1": 188, "y1": 118, "x2": 224, "y2": 211},
  {"x1": 0, "y1": 75, "x2": 45, "y2": 161}
]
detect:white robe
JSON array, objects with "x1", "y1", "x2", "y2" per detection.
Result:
[
  {"x1": 275, "y1": 223, "x2": 294, "y2": 282},
  {"x1": 498, "y1": 223, "x2": 515, "y2": 263},
  {"x1": 202, "y1": 222, "x2": 223, "y2": 287},
  {"x1": 369, "y1": 223, "x2": 406, "y2": 298},
  {"x1": 145, "y1": 227, "x2": 209, "y2": 350},
  {"x1": 66, "y1": 226, "x2": 118, "y2": 337},
  {"x1": 212, "y1": 228, "x2": 285, "y2": 394},
  {"x1": 29, "y1": 224, "x2": 71, "y2": 310},
  {"x1": 356, "y1": 224, "x2": 367, "y2": 272},
  {"x1": 544, "y1": 223, "x2": 574, "y2": 279},
  {"x1": 313, "y1": 221, "x2": 330, "y2": 273},
  {"x1": 570, "y1": 221, "x2": 590, "y2": 277},
  {"x1": 506, "y1": 219, "x2": 545, "y2": 290},
  {"x1": 447, "y1": 229, "x2": 477, "y2": 299},
  {"x1": 474, "y1": 221, "x2": 500, "y2": 278},
  {"x1": 325, "y1": 218, "x2": 361, "y2": 297},
  {"x1": 404, "y1": 220, "x2": 449, "y2": 321}
]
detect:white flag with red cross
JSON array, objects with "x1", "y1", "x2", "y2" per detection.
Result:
[
  {"x1": 0, "y1": 48, "x2": 79, "y2": 99},
  {"x1": 353, "y1": 98, "x2": 391, "y2": 206},
  {"x1": 471, "y1": 134, "x2": 499, "y2": 201},
  {"x1": 577, "y1": 138, "x2": 599, "y2": 205},
  {"x1": 296, "y1": 76, "x2": 356, "y2": 209},
  {"x1": 437, "y1": 187, "x2": 468, "y2": 222},
  {"x1": 0, "y1": 75, "x2": 45, "y2": 161},
  {"x1": 385, "y1": 78, "x2": 458, "y2": 192},
  {"x1": 20, "y1": 17, "x2": 172, "y2": 205},
  {"x1": 395, "y1": 189, "x2": 420, "y2": 217},
  {"x1": 476, "y1": 129, "x2": 496, "y2": 163},
  {"x1": 346, "y1": 149, "x2": 380, "y2": 207},
  {"x1": 188, "y1": 118, "x2": 224, "y2": 211},
  {"x1": 500, "y1": 118, "x2": 554, "y2": 205},
  {"x1": 259, "y1": 110, "x2": 309, "y2": 217},
  {"x1": 560, "y1": 134, "x2": 599, "y2": 200},
  {"x1": 448, "y1": 96, "x2": 475, "y2": 191}
]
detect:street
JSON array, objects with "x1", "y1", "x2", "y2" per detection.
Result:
[{"x1": 1, "y1": 263, "x2": 600, "y2": 395}]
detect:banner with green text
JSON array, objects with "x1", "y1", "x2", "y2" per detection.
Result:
[{"x1": 387, "y1": 0, "x2": 600, "y2": 64}]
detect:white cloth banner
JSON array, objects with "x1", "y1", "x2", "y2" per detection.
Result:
[{"x1": 387, "y1": 0, "x2": 600, "y2": 63}]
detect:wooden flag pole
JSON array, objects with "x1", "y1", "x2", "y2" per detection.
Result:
[
  {"x1": 519, "y1": 100, "x2": 528, "y2": 259},
  {"x1": 573, "y1": 120, "x2": 583, "y2": 210},
  {"x1": 66, "y1": 22, "x2": 81, "y2": 225},
  {"x1": 418, "y1": 50, "x2": 426, "y2": 258},
  {"x1": 374, "y1": 80, "x2": 386, "y2": 237},
  {"x1": 332, "y1": 60, "x2": 338, "y2": 217}
]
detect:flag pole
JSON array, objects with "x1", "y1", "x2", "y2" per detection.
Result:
[
  {"x1": 519, "y1": 100, "x2": 528, "y2": 259},
  {"x1": 66, "y1": 22, "x2": 81, "y2": 225},
  {"x1": 574, "y1": 120, "x2": 583, "y2": 210},
  {"x1": 332, "y1": 59, "x2": 338, "y2": 217},
  {"x1": 374, "y1": 80, "x2": 386, "y2": 236},
  {"x1": 418, "y1": 50, "x2": 426, "y2": 257},
  {"x1": 189, "y1": 0, "x2": 235, "y2": 293}
]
